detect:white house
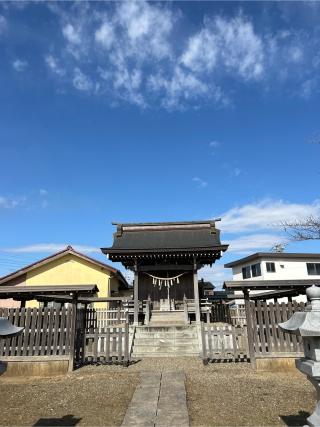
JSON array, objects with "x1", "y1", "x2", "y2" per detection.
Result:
[
  {"x1": 225, "y1": 252, "x2": 320, "y2": 282},
  {"x1": 224, "y1": 252, "x2": 320, "y2": 303}
]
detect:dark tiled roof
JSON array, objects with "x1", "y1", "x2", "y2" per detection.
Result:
[{"x1": 103, "y1": 221, "x2": 228, "y2": 254}]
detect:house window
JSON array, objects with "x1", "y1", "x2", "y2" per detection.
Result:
[
  {"x1": 266, "y1": 262, "x2": 276, "y2": 273},
  {"x1": 251, "y1": 263, "x2": 261, "y2": 277},
  {"x1": 307, "y1": 263, "x2": 320, "y2": 275},
  {"x1": 242, "y1": 266, "x2": 251, "y2": 279}
]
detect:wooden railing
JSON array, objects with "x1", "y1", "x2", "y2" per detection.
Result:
[
  {"x1": 85, "y1": 324, "x2": 130, "y2": 365},
  {"x1": 86, "y1": 307, "x2": 127, "y2": 328},
  {"x1": 201, "y1": 323, "x2": 248, "y2": 362},
  {"x1": 230, "y1": 304, "x2": 246, "y2": 327}
]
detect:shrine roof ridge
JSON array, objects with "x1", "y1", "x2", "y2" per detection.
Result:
[{"x1": 111, "y1": 219, "x2": 221, "y2": 228}]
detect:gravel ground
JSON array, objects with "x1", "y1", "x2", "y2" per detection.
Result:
[
  {"x1": 0, "y1": 368, "x2": 139, "y2": 427},
  {"x1": 0, "y1": 358, "x2": 315, "y2": 427}
]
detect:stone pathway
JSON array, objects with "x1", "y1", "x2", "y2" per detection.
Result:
[{"x1": 121, "y1": 371, "x2": 189, "y2": 427}]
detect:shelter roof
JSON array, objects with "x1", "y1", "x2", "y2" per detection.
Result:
[
  {"x1": 224, "y1": 279, "x2": 320, "y2": 290},
  {"x1": 0, "y1": 246, "x2": 128, "y2": 287},
  {"x1": 0, "y1": 284, "x2": 99, "y2": 301}
]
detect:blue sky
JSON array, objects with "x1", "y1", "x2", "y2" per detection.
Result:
[{"x1": 1, "y1": 1, "x2": 320, "y2": 286}]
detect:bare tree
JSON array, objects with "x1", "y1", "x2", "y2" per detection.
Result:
[{"x1": 282, "y1": 215, "x2": 320, "y2": 241}]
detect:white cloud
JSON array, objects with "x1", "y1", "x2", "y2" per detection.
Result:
[
  {"x1": 5, "y1": 243, "x2": 100, "y2": 254},
  {"x1": 0, "y1": 15, "x2": 7, "y2": 34},
  {"x1": 148, "y1": 66, "x2": 214, "y2": 109},
  {"x1": 219, "y1": 199, "x2": 320, "y2": 233},
  {"x1": 115, "y1": 1, "x2": 173, "y2": 60},
  {"x1": 72, "y1": 68, "x2": 93, "y2": 92},
  {"x1": 39, "y1": 189, "x2": 48, "y2": 196},
  {"x1": 12, "y1": 59, "x2": 28, "y2": 72},
  {"x1": 227, "y1": 233, "x2": 286, "y2": 253},
  {"x1": 0, "y1": 196, "x2": 25, "y2": 209},
  {"x1": 192, "y1": 177, "x2": 208, "y2": 189},
  {"x1": 181, "y1": 28, "x2": 218, "y2": 73},
  {"x1": 62, "y1": 23, "x2": 81, "y2": 44},
  {"x1": 40, "y1": 2, "x2": 320, "y2": 109},
  {"x1": 95, "y1": 22, "x2": 114, "y2": 49},
  {"x1": 289, "y1": 46, "x2": 303, "y2": 63},
  {"x1": 45, "y1": 54, "x2": 65, "y2": 76},
  {"x1": 181, "y1": 15, "x2": 264, "y2": 80}
]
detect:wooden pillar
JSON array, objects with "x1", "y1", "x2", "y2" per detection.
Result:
[
  {"x1": 20, "y1": 300, "x2": 26, "y2": 308},
  {"x1": 193, "y1": 257, "x2": 201, "y2": 323},
  {"x1": 244, "y1": 289, "x2": 256, "y2": 369},
  {"x1": 134, "y1": 260, "x2": 139, "y2": 326}
]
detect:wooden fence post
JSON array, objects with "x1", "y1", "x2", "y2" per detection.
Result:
[
  {"x1": 124, "y1": 323, "x2": 129, "y2": 366},
  {"x1": 68, "y1": 301, "x2": 77, "y2": 372},
  {"x1": 183, "y1": 296, "x2": 189, "y2": 324},
  {"x1": 201, "y1": 322, "x2": 208, "y2": 364},
  {"x1": 244, "y1": 289, "x2": 256, "y2": 369}
]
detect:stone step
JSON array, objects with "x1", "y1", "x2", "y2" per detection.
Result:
[
  {"x1": 133, "y1": 344, "x2": 198, "y2": 351},
  {"x1": 133, "y1": 338, "x2": 198, "y2": 346},
  {"x1": 133, "y1": 342, "x2": 198, "y2": 350},
  {"x1": 135, "y1": 326, "x2": 197, "y2": 332},
  {"x1": 132, "y1": 352, "x2": 199, "y2": 358},
  {"x1": 135, "y1": 331, "x2": 198, "y2": 338}
]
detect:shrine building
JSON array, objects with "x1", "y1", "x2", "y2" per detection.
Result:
[{"x1": 102, "y1": 220, "x2": 228, "y2": 325}]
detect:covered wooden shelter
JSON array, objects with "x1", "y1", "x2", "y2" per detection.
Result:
[
  {"x1": 223, "y1": 279, "x2": 313, "y2": 367},
  {"x1": 102, "y1": 220, "x2": 228, "y2": 325}
]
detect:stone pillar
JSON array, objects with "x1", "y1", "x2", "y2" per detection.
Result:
[
  {"x1": 279, "y1": 285, "x2": 320, "y2": 427},
  {"x1": 133, "y1": 262, "x2": 139, "y2": 326},
  {"x1": 193, "y1": 258, "x2": 201, "y2": 323}
]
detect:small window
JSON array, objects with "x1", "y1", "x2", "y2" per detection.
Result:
[
  {"x1": 266, "y1": 262, "x2": 276, "y2": 273},
  {"x1": 242, "y1": 266, "x2": 251, "y2": 279},
  {"x1": 307, "y1": 263, "x2": 320, "y2": 275},
  {"x1": 251, "y1": 263, "x2": 261, "y2": 277}
]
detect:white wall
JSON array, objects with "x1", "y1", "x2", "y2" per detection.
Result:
[{"x1": 232, "y1": 257, "x2": 320, "y2": 281}]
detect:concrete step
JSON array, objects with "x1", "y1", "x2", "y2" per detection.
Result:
[
  {"x1": 133, "y1": 340, "x2": 198, "y2": 349},
  {"x1": 149, "y1": 311, "x2": 186, "y2": 326},
  {"x1": 136, "y1": 325, "x2": 198, "y2": 335},
  {"x1": 133, "y1": 338, "x2": 198, "y2": 346},
  {"x1": 132, "y1": 352, "x2": 199, "y2": 358},
  {"x1": 135, "y1": 332, "x2": 198, "y2": 339}
]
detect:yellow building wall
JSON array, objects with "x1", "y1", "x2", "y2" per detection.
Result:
[{"x1": 26, "y1": 254, "x2": 111, "y2": 308}]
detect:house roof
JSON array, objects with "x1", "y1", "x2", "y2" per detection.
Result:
[
  {"x1": 224, "y1": 252, "x2": 320, "y2": 268},
  {"x1": 102, "y1": 220, "x2": 228, "y2": 254},
  {"x1": 0, "y1": 246, "x2": 128, "y2": 287}
]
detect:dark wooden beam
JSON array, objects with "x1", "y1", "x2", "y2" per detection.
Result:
[{"x1": 139, "y1": 264, "x2": 194, "y2": 272}]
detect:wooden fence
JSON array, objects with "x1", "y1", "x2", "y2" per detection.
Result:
[
  {"x1": 0, "y1": 307, "x2": 73, "y2": 357},
  {"x1": 202, "y1": 323, "x2": 248, "y2": 362},
  {"x1": 0, "y1": 307, "x2": 130, "y2": 368},
  {"x1": 250, "y1": 301, "x2": 306, "y2": 357},
  {"x1": 230, "y1": 304, "x2": 246, "y2": 327},
  {"x1": 84, "y1": 324, "x2": 130, "y2": 365},
  {"x1": 86, "y1": 308, "x2": 127, "y2": 328},
  {"x1": 211, "y1": 304, "x2": 232, "y2": 324}
]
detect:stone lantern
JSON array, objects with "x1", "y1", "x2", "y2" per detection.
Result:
[{"x1": 279, "y1": 285, "x2": 320, "y2": 427}]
